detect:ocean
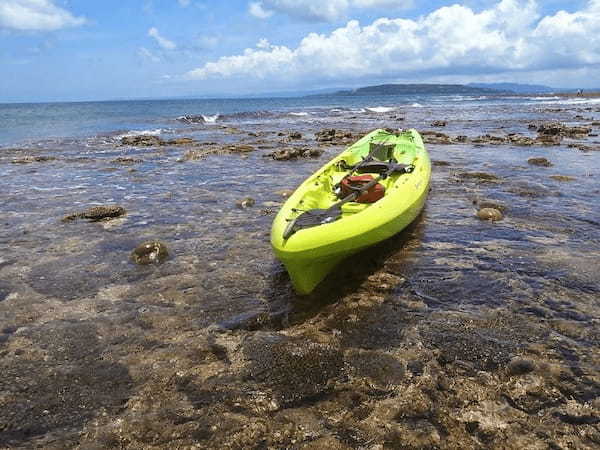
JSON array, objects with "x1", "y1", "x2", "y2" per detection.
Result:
[{"x1": 1, "y1": 93, "x2": 599, "y2": 448}]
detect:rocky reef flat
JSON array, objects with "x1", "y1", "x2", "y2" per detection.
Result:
[{"x1": 1, "y1": 100, "x2": 599, "y2": 449}]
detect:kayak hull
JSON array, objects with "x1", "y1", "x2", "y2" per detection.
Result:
[{"x1": 271, "y1": 129, "x2": 431, "y2": 295}]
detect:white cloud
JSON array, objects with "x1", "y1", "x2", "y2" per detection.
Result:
[
  {"x1": 251, "y1": 0, "x2": 350, "y2": 22},
  {"x1": 249, "y1": 2, "x2": 273, "y2": 19},
  {"x1": 189, "y1": 0, "x2": 600, "y2": 83},
  {"x1": 138, "y1": 47, "x2": 161, "y2": 63},
  {"x1": 148, "y1": 27, "x2": 177, "y2": 50},
  {"x1": 249, "y1": 0, "x2": 413, "y2": 22},
  {"x1": 0, "y1": 0, "x2": 86, "y2": 31},
  {"x1": 352, "y1": 0, "x2": 413, "y2": 8},
  {"x1": 178, "y1": 0, "x2": 191, "y2": 6}
]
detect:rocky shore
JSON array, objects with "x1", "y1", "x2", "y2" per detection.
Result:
[{"x1": 0, "y1": 101, "x2": 599, "y2": 449}]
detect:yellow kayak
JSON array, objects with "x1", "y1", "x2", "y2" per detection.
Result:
[{"x1": 271, "y1": 128, "x2": 431, "y2": 294}]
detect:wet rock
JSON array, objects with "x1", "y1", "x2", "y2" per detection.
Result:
[
  {"x1": 120, "y1": 135, "x2": 163, "y2": 147},
  {"x1": 475, "y1": 200, "x2": 507, "y2": 212},
  {"x1": 62, "y1": 205, "x2": 126, "y2": 222},
  {"x1": 288, "y1": 132, "x2": 302, "y2": 139},
  {"x1": 131, "y1": 241, "x2": 169, "y2": 265},
  {"x1": 121, "y1": 135, "x2": 197, "y2": 147},
  {"x1": 536, "y1": 122, "x2": 591, "y2": 139},
  {"x1": 568, "y1": 143, "x2": 600, "y2": 152},
  {"x1": 315, "y1": 129, "x2": 355, "y2": 144},
  {"x1": 550, "y1": 175, "x2": 576, "y2": 182},
  {"x1": 507, "y1": 357, "x2": 536, "y2": 376},
  {"x1": 507, "y1": 134, "x2": 535, "y2": 146},
  {"x1": 111, "y1": 157, "x2": 143, "y2": 164},
  {"x1": 432, "y1": 160, "x2": 451, "y2": 166},
  {"x1": 11, "y1": 155, "x2": 56, "y2": 164},
  {"x1": 457, "y1": 172, "x2": 500, "y2": 182},
  {"x1": 236, "y1": 197, "x2": 255, "y2": 208},
  {"x1": 528, "y1": 157, "x2": 553, "y2": 167},
  {"x1": 166, "y1": 137, "x2": 195, "y2": 145},
  {"x1": 420, "y1": 130, "x2": 452, "y2": 144},
  {"x1": 472, "y1": 134, "x2": 506, "y2": 145},
  {"x1": 225, "y1": 144, "x2": 255, "y2": 153},
  {"x1": 592, "y1": 121, "x2": 600, "y2": 126},
  {"x1": 431, "y1": 120, "x2": 447, "y2": 127},
  {"x1": 477, "y1": 208, "x2": 504, "y2": 221},
  {"x1": 535, "y1": 134, "x2": 562, "y2": 146},
  {"x1": 265, "y1": 148, "x2": 323, "y2": 161}
]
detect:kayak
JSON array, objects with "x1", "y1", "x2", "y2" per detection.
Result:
[{"x1": 271, "y1": 128, "x2": 431, "y2": 295}]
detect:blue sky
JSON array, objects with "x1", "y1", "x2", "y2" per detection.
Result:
[{"x1": 0, "y1": 0, "x2": 598, "y2": 102}]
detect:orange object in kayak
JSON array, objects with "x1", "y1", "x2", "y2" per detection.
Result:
[{"x1": 340, "y1": 175, "x2": 385, "y2": 203}]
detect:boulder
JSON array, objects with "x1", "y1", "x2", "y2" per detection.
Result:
[{"x1": 131, "y1": 241, "x2": 169, "y2": 265}]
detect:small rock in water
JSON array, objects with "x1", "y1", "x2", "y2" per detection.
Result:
[
  {"x1": 528, "y1": 157, "x2": 553, "y2": 167},
  {"x1": 276, "y1": 189, "x2": 295, "y2": 198},
  {"x1": 288, "y1": 131, "x2": 302, "y2": 139},
  {"x1": 431, "y1": 120, "x2": 447, "y2": 127},
  {"x1": 237, "y1": 197, "x2": 255, "y2": 208},
  {"x1": 62, "y1": 205, "x2": 126, "y2": 222},
  {"x1": 477, "y1": 208, "x2": 503, "y2": 221},
  {"x1": 131, "y1": 241, "x2": 169, "y2": 265}
]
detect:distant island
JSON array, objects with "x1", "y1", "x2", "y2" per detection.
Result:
[
  {"x1": 305, "y1": 82, "x2": 597, "y2": 98},
  {"x1": 320, "y1": 83, "x2": 507, "y2": 97}
]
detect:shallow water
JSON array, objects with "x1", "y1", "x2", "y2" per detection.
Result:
[{"x1": 1, "y1": 96, "x2": 599, "y2": 448}]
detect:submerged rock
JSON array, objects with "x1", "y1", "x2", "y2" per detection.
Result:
[
  {"x1": 457, "y1": 172, "x2": 500, "y2": 182},
  {"x1": 131, "y1": 241, "x2": 169, "y2": 265},
  {"x1": 550, "y1": 175, "x2": 576, "y2": 182},
  {"x1": 477, "y1": 208, "x2": 503, "y2": 221},
  {"x1": 111, "y1": 157, "x2": 143, "y2": 164},
  {"x1": 528, "y1": 157, "x2": 553, "y2": 167},
  {"x1": 121, "y1": 135, "x2": 198, "y2": 147},
  {"x1": 11, "y1": 155, "x2": 56, "y2": 164},
  {"x1": 62, "y1": 205, "x2": 126, "y2": 222},
  {"x1": 236, "y1": 197, "x2": 255, "y2": 208}
]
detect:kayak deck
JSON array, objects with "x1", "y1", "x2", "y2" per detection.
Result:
[{"x1": 271, "y1": 128, "x2": 431, "y2": 294}]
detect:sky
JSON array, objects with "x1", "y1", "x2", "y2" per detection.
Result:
[{"x1": 0, "y1": 0, "x2": 599, "y2": 102}]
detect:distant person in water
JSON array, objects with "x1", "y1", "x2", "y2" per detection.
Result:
[{"x1": 577, "y1": 89, "x2": 583, "y2": 96}]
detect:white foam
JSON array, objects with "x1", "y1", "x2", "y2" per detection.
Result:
[
  {"x1": 410, "y1": 103, "x2": 423, "y2": 107},
  {"x1": 366, "y1": 106, "x2": 396, "y2": 113},
  {"x1": 289, "y1": 111, "x2": 310, "y2": 117},
  {"x1": 202, "y1": 114, "x2": 220, "y2": 123},
  {"x1": 118, "y1": 128, "x2": 164, "y2": 138}
]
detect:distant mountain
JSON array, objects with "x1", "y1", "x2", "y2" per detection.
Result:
[{"x1": 467, "y1": 82, "x2": 557, "y2": 94}]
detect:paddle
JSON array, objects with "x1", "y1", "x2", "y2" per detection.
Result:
[{"x1": 283, "y1": 162, "x2": 414, "y2": 239}]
